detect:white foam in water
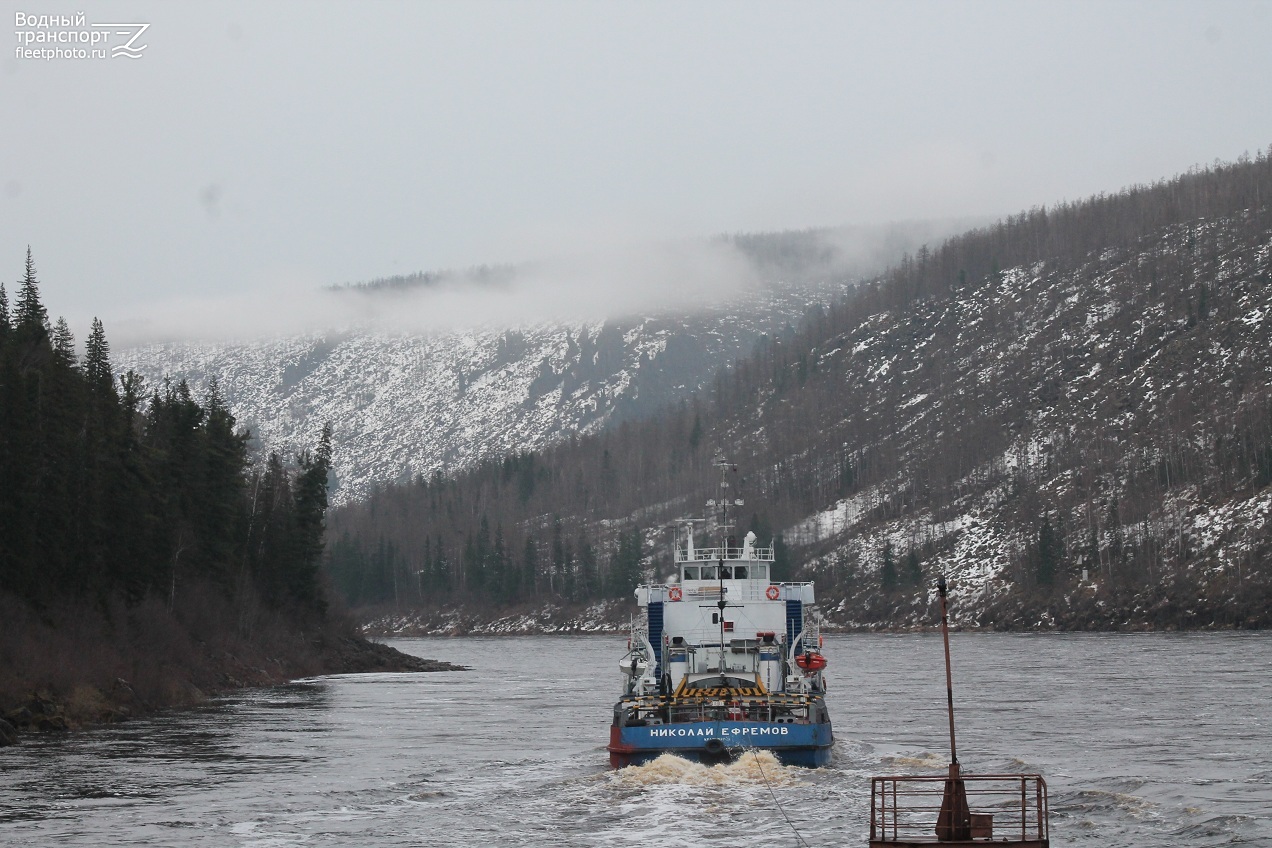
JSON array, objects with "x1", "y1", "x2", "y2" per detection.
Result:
[
  {"x1": 614, "y1": 751, "x2": 803, "y2": 788},
  {"x1": 879, "y1": 751, "x2": 947, "y2": 770}
]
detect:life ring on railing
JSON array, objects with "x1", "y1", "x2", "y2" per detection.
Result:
[
  {"x1": 668, "y1": 586, "x2": 683, "y2": 601},
  {"x1": 765, "y1": 585, "x2": 781, "y2": 600}
]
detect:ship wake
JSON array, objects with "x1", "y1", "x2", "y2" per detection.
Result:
[{"x1": 615, "y1": 751, "x2": 803, "y2": 788}]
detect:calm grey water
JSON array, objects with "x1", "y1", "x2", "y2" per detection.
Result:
[{"x1": 1, "y1": 633, "x2": 1270, "y2": 847}]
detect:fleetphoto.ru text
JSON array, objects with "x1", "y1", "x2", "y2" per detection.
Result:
[{"x1": 15, "y1": 11, "x2": 148, "y2": 61}]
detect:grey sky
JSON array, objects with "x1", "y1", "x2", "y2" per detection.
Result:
[{"x1": 3, "y1": 1, "x2": 1270, "y2": 339}]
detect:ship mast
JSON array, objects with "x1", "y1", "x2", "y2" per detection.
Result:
[
  {"x1": 711, "y1": 456, "x2": 734, "y2": 547},
  {"x1": 709, "y1": 457, "x2": 743, "y2": 683}
]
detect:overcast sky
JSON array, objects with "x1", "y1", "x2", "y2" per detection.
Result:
[{"x1": 3, "y1": 1, "x2": 1271, "y2": 340}]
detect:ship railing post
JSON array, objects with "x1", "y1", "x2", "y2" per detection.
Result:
[
  {"x1": 1020, "y1": 777, "x2": 1027, "y2": 842},
  {"x1": 1036, "y1": 777, "x2": 1045, "y2": 840},
  {"x1": 891, "y1": 778, "x2": 898, "y2": 841}
]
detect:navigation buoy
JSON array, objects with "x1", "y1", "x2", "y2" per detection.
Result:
[{"x1": 866, "y1": 574, "x2": 1051, "y2": 847}]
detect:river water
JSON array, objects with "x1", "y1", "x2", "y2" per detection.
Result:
[{"x1": 1, "y1": 633, "x2": 1269, "y2": 847}]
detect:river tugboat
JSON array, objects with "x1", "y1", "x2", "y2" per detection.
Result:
[{"x1": 608, "y1": 462, "x2": 833, "y2": 768}]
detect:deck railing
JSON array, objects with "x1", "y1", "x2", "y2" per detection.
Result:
[
  {"x1": 681, "y1": 582, "x2": 808, "y2": 602},
  {"x1": 870, "y1": 774, "x2": 1049, "y2": 845},
  {"x1": 626, "y1": 694, "x2": 812, "y2": 725},
  {"x1": 675, "y1": 545, "x2": 775, "y2": 562}
]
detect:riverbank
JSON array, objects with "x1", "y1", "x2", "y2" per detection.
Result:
[
  {"x1": 0, "y1": 591, "x2": 464, "y2": 747},
  {"x1": 357, "y1": 572, "x2": 1272, "y2": 637}
]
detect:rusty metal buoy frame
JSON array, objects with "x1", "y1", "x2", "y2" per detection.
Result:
[{"x1": 868, "y1": 575, "x2": 1051, "y2": 847}]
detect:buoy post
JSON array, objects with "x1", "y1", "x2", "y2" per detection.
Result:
[{"x1": 935, "y1": 574, "x2": 971, "y2": 841}]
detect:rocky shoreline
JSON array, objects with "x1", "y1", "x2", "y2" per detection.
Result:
[
  {"x1": 362, "y1": 599, "x2": 634, "y2": 637},
  {"x1": 359, "y1": 580, "x2": 1272, "y2": 638}
]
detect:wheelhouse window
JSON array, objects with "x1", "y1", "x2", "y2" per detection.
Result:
[
  {"x1": 750, "y1": 565, "x2": 767, "y2": 581},
  {"x1": 732, "y1": 565, "x2": 749, "y2": 579},
  {"x1": 682, "y1": 565, "x2": 700, "y2": 580},
  {"x1": 698, "y1": 566, "x2": 717, "y2": 580}
]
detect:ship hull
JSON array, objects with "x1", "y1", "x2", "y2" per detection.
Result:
[{"x1": 608, "y1": 721, "x2": 833, "y2": 769}]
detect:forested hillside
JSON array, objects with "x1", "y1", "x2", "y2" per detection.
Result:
[
  {"x1": 332, "y1": 150, "x2": 1272, "y2": 632},
  {"x1": 0, "y1": 257, "x2": 436, "y2": 742}
]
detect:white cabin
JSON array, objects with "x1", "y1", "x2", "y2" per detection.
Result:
[{"x1": 626, "y1": 528, "x2": 823, "y2": 700}]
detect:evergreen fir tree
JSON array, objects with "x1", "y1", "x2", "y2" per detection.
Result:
[
  {"x1": 325, "y1": 530, "x2": 364, "y2": 604},
  {"x1": 290, "y1": 423, "x2": 333, "y2": 608},
  {"x1": 551, "y1": 517, "x2": 565, "y2": 596},
  {"x1": 880, "y1": 541, "x2": 898, "y2": 590},
  {"x1": 608, "y1": 526, "x2": 643, "y2": 597},
  {"x1": 51, "y1": 318, "x2": 76, "y2": 367},
  {"x1": 491, "y1": 524, "x2": 510, "y2": 601},
  {"x1": 193, "y1": 377, "x2": 248, "y2": 588},
  {"x1": 84, "y1": 318, "x2": 115, "y2": 398},
  {"x1": 432, "y1": 533, "x2": 451, "y2": 592},
  {"x1": 688, "y1": 412, "x2": 703, "y2": 450},
  {"x1": 1037, "y1": 514, "x2": 1063, "y2": 586},
  {"x1": 248, "y1": 451, "x2": 295, "y2": 605},
  {"x1": 0, "y1": 349, "x2": 36, "y2": 599},
  {"x1": 521, "y1": 534, "x2": 539, "y2": 596},
  {"x1": 462, "y1": 532, "x2": 477, "y2": 594},
  {"x1": 574, "y1": 531, "x2": 597, "y2": 600},
  {"x1": 0, "y1": 282, "x2": 10, "y2": 344},
  {"x1": 838, "y1": 451, "x2": 855, "y2": 496},
  {"x1": 466, "y1": 514, "x2": 491, "y2": 593},
  {"x1": 14, "y1": 246, "x2": 48, "y2": 339},
  {"x1": 903, "y1": 550, "x2": 922, "y2": 586},
  {"x1": 119, "y1": 370, "x2": 146, "y2": 428},
  {"x1": 771, "y1": 532, "x2": 791, "y2": 582}
]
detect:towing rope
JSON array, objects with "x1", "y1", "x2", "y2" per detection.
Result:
[{"x1": 747, "y1": 746, "x2": 811, "y2": 848}]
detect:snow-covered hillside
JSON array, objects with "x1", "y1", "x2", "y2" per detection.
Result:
[
  {"x1": 114, "y1": 221, "x2": 971, "y2": 507},
  {"x1": 116, "y1": 286, "x2": 844, "y2": 504}
]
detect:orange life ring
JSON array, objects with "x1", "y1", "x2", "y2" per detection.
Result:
[
  {"x1": 765, "y1": 585, "x2": 780, "y2": 600},
  {"x1": 668, "y1": 586, "x2": 683, "y2": 601}
]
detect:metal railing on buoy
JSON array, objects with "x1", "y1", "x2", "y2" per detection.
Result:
[{"x1": 867, "y1": 574, "x2": 1051, "y2": 847}]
